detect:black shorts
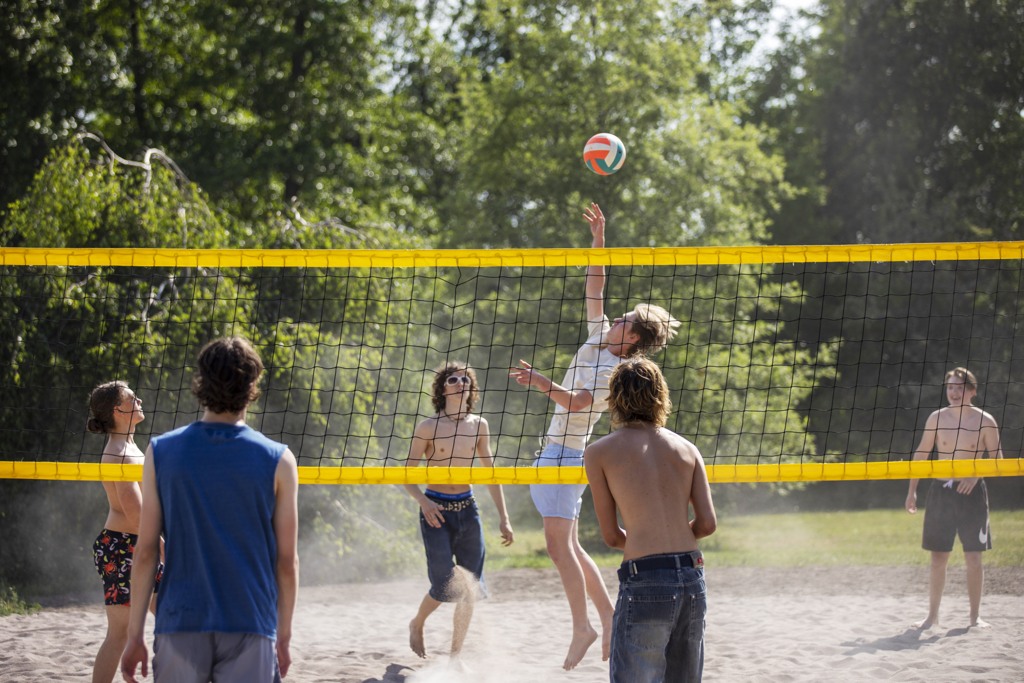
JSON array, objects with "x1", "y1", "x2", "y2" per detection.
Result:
[{"x1": 922, "y1": 479, "x2": 991, "y2": 553}]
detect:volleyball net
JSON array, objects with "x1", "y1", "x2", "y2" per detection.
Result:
[{"x1": 2, "y1": 243, "x2": 1023, "y2": 485}]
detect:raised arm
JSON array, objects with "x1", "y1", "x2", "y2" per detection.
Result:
[
  {"x1": 273, "y1": 449, "x2": 300, "y2": 679},
  {"x1": 584, "y1": 203, "x2": 606, "y2": 323},
  {"x1": 509, "y1": 360, "x2": 595, "y2": 413}
]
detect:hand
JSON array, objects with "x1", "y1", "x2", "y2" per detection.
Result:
[
  {"x1": 509, "y1": 360, "x2": 548, "y2": 391},
  {"x1": 277, "y1": 635, "x2": 292, "y2": 678},
  {"x1": 120, "y1": 638, "x2": 149, "y2": 682},
  {"x1": 420, "y1": 499, "x2": 445, "y2": 528},
  {"x1": 499, "y1": 520, "x2": 515, "y2": 547},
  {"x1": 584, "y1": 202, "x2": 605, "y2": 248},
  {"x1": 905, "y1": 492, "x2": 917, "y2": 514},
  {"x1": 956, "y1": 477, "x2": 979, "y2": 495}
]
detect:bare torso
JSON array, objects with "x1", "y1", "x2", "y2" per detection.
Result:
[
  {"x1": 100, "y1": 438, "x2": 146, "y2": 533},
  {"x1": 932, "y1": 406, "x2": 996, "y2": 460}
]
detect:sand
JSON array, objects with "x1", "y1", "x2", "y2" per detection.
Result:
[{"x1": 2, "y1": 564, "x2": 1022, "y2": 682}]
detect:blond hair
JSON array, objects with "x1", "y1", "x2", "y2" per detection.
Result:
[{"x1": 628, "y1": 304, "x2": 680, "y2": 356}]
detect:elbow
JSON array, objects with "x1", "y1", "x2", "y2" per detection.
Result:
[
  {"x1": 602, "y1": 529, "x2": 626, "y2": 550},
  {"x1": 693, "y1": 518, "x2": 717, "y2": 540}
]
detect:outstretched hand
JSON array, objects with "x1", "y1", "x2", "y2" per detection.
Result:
[
  {"x1": 509, "y1": 360, "x2": 549, "y2": 392},
  {"x1": 584, "y1": 202, "x2": 605, "y2": 247}
]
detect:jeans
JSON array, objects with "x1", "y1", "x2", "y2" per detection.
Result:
[
  {"x1": 419, "y1": 496, "x2": 487, "y2": 602},
  {"x1": 610, "y1": 563, "x2": 707, "y2": 683}
]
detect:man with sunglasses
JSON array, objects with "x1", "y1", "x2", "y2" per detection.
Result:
[
  {"x1": 509, "y1": 203, "x2": 680, "y2": 671},
  {"x1": 404, "y1": 361, "x2": 515, "y2": 663}
]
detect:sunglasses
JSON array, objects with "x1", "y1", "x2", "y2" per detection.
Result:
[{"x1": 445, "y1": 375, "x2": 472, "y2": 386}]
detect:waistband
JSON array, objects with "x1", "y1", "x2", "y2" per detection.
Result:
[
  {"x1": 618, "y1": 551, "x2": 703, "y2": 581},
  {"x1": 424, "y1": 489, "x2": 472, "y2": 501}
]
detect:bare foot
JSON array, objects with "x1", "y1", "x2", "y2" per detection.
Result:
[
  {"x1": 563, "y1": 625, "x2": 598, "y2": 671},
  {"x1": 409, "y1": 619, "x2": 427, "y2": 658},
  {"x1": 970, "y1": 618, "x2": 991, "y2": 629},
  {"x1": 912, "y1": 617, "x2": 939, "y2": 630}
]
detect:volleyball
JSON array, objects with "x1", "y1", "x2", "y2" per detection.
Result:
[{"x1": 583, "y1": 133, "x2": 626, "y2": 175}]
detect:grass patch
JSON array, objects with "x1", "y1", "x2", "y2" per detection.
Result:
[
  {"x1": 484, "y1": 510, "x2": 1024, "y2": 569},
  {"x1": 0, "y1": 585, "x2": 39, "y2": 616}
]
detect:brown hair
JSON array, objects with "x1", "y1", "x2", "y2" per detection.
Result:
[
  {"x1": 945, "y1": 367, "x2": 978, "y2": 392},
  {"x1": 430, "y1": 361, "x2": 479, "y2": 414},
  {"x1": 191, "y1": 337, "x2": 264, "y2": 414},
  {"x1": 86, "y1": 381, "x2": 129, "y2": 434},
  {"x1": 608, "y1": 357, "x2": 672, "y2": 428},
  {"x1": 628, "y1": 303, "x2": 680, "y2": 356}
]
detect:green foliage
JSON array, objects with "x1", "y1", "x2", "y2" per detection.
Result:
[{"x1": 0, "y1": 584, "x2": 39, "y2": 616}]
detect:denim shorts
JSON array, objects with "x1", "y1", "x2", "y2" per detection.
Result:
[
  {"x1": 529, "y1": 443, "x2": 587, "y2": 520},
  {"x1": 420, "y1": 492, "x2": 488, "y2": 602},
  {"x1": 610, "y1": 553, "x2": 707, "y2": 683}
]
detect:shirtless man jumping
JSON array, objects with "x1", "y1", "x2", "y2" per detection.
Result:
[
  {"x1": 905, "y1": 367, "x2": 1004, "y2": 630},
  {"x1": 404, "y1": 361, "x2": 514, "y2": 661}
]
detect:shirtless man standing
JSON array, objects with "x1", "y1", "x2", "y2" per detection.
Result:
[
  {"x1": 404, "y1": 362, "x2": 514, "y2": 661},
  {"x1": 585, "y1": 357, "x2": 717, "y2": 683},
  {"x1": 905, "y1": 367, "x2": 1004, "y2": 629}
]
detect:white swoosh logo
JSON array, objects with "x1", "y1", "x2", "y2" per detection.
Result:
[{"x1": 979, "y1": 526, "x2": 989, "y2": 544}]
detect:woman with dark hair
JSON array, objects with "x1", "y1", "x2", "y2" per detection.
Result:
[{"x1": 87, "y1": 381, "x2": 158, "y2": 683}]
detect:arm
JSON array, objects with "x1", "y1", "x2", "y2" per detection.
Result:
[
  {"x1": 273, "y1": 449, "x2": 300, "y2": 679},
  {"x1": 403, "y1": 421, "x2": 444, "y2": 528},
  {"x1": 508, "y1": 362, "x2": 595, "y2": 413},
  {"x1": 120, "y1": 447, "x2": 162, "y2": 683},
  {"x1": 584, "y1": 202, "x2": 606, "y2": 323},
  {"x1": 585, "y1": 442, "x2": 626, "y2": 550},
  {"x1": 689, "y1": 451, "x2": 717, "y2": 540},
  {"x1": 906, "y1": 411, "x2": 938, "y2": 513},
  {"x1": 475, "y1": 418, "x2": 514, "y2": 546}
]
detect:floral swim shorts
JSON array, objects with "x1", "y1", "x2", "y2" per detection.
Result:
[{"x1": 93, "y1": 529, "x2": 162, "y2": 606}]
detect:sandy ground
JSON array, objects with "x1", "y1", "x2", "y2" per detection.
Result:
[{"x1": 2, "y1": 564, "x2": 1022, "y2": 682}]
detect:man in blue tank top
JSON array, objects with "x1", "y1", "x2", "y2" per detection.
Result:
[{"x1": 121, "y1": 336, "x2": 300, "y2": 682}]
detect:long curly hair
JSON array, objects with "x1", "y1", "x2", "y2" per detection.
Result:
[
  {"x1": 608, "y1": 357, "x2": 672, "y2": 428},
  {"x1": 191, "y1": 337, "x2": 264, "y2": 414},
  {"x1": 430, "y1": 361, "x2": 479, "y2": 414}
]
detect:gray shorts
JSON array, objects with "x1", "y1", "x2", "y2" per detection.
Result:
[{"x1": 153, "y1": 632, "x2": 279, "y2": 683}]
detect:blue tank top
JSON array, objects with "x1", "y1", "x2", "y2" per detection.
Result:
[{"x1": 151, "y1": 422, "x2": 286, "y2": 637}]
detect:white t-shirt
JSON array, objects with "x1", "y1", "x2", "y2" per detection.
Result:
[{"x1": 545, "y1": 316, "x2": 623, "y2": 451}]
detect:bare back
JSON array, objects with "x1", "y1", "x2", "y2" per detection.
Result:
[{"x1": 586, "y1": 424, "x2": 715, "y2": 561}]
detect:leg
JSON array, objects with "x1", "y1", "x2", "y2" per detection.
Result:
[
  {"x1": 964, "y1": 551, "x2": 988, "y2": 628},
  {"x1": 92, "y1": 604, "x2": 130, "y2": 683},
  {"x1": 570, "y1": 517, "x2": 615, "y2": 660},
  {"x1": 409, "y1": 593, "x2": 443, "y2": 658},
  {"x1": 451, "y1": 596, "x2": 475, "y2": 655},
  {"x1": 916, "y1": 551, "x2": 950, "y2": 629},
  {"x1": 543, "y1": 516, "x2": 598, "y2": 670}
]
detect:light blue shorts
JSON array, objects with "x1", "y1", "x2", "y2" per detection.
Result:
[{"x1": 530, "y1": 443, "x2": 587, "y2": 520}]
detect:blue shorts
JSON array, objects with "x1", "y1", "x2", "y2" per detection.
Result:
[
  {"x1": 611, "y1": 551, "x2": 707, "y2": 683},
  {"x1": 530, "y1": 443, "x2": 587, "y2": 520},
  {"x1": 420, "y1": 490, "x2": 488, "y2": 602}
]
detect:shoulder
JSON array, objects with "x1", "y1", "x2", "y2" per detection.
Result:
[
  {"x1": 976, "y1": 408, "x2": 1000, "y2": 427},
  {"x1": 468, "y1": 414, "x2": 488, "y2": 429},
  {"x1": 414, "y1": 415, "x2": 440, "y2": 436}
]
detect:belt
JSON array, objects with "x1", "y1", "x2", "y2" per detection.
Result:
[
  {"x1": 618, "y1": 551, "x2": 703, "y2": 581},
  {"x1": 427, "y1": 496, "x2": 475, "y2": 512}
]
